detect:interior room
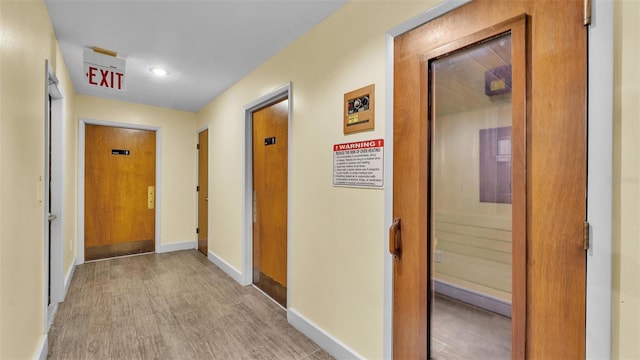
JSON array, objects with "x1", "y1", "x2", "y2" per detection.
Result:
[{"x1": 0, "y1": 0, "x2": 637, "y2": 359}]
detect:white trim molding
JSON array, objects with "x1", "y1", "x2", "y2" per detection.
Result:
[
  {"x1": 208, "y1": 250, "x2": 245, "y2": 285},
  {"x1": 64, "y1": 260, "x2": 77, "y2": 295},
  {"x1": 34, "y1": 334, "x2": 47, "y2": 360},
  {"x1": 287, "y1": 309, "x2": 364, "y2": 360},
  {"x1": 157, "y1": 240, "x2": 197, "y2": 254},
  {"x1": 586, "y1": 0, "x2": 614, "y2": 358}
]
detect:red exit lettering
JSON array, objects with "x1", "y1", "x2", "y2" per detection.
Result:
[{"x1": 86, "y1": 66, "x2": 124, "y2": 90}]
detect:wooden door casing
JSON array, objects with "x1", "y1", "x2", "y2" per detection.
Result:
[
  {"x1": 85, "y1": 125, "x2": 156, "y2": 261},
  {"x1": 198, "y1": 129, "x2": 209, "y2": 255},
  {"x1": 252, "y1": 98, "x2": 288, "y2": 307},
  {"x1": 393, "y1": 1, "x2": 586, "y2": 358}
]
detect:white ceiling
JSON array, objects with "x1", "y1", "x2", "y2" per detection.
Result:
[{"x1": 45, "y1": 0, "x2": 346, "y2": 113}]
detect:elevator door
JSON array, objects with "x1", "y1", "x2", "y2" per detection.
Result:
[{"x1": 85, "y1": 125, "x2": 156, "y2": 261}]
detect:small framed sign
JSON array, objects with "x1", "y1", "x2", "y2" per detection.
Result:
[{"x1": 344, "y1": 84, "x2": 375, "y2": 134}]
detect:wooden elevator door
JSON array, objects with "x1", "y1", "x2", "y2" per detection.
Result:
[{"x1": 85, "y1": 125, "x2": 156, "y2": 261}]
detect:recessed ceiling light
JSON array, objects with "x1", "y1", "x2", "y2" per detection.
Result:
[{"x1": 151, "y1": 67, "x2": 169, "y2": 77}]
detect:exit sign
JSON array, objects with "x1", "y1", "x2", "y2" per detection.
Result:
[{"x1": 83, "y1": 49, "x2": 126, "y2": 92}]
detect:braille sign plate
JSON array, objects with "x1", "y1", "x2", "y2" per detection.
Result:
[{"x1": 333, "y1": 139, "x2": 384, "y2": 188}]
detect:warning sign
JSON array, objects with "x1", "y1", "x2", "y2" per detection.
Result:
[{"x1": 333, "y1": 139, "x2": 384, "y2": 188}]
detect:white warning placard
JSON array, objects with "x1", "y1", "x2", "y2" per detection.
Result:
[{"x1": 333, "y1": 139, "x2": 384, "y2": 188}]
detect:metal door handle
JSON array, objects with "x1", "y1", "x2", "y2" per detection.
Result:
[
  {"x1": 48, "y1": 213, "x2": 58, "y2": 222},
  {"x1": 389, "y1": 217, "x2": 401, "y2": 259},
  {"x1": 205, "y1": 197, "x2": 208, "y2": 202}
]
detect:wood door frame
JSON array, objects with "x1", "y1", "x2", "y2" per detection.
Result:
[
  {"x1": 196, "y1": 125, "x2": 209, "y2": 257},
  {"x1": 382, "y1": 0, "x2": 614, "y2": 358},
  {"x1": 43, "y1": 60, "x2": 65, "y2": 331},
  {"x1": 241, "y1": 82, "x2": 292, "y2": 302},
  {"x1": 77, "y1": 119, "x2": 161, "y2": 263}
]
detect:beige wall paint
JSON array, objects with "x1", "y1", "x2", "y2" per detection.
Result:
[
  {"x1": 0, "y1": 0, "x2": 76, "y2": 357},
  {"x1": 75, "y1": 95, "x2": 197, "y2": 250},
  {"x1": 197, "y1": 1, "x2": 437, "y2": 357},
  {"x1": 55, "y1": 45, "x2": 79, "y2": 281},
  {"x1": 613, "y1": 1, "x2": 640, "y2": 358}
]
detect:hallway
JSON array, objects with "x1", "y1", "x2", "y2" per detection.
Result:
[{"x1": 47, "y1": 250, "x2": 332, "y2": 359}]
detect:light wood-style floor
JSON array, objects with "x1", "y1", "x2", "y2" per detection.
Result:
[
  {"x1": 431, "y1": 294, "x2": 511, "y2": 360},
  {"x1": 48, "y1": 250, "x2": 333, "y2": 360}
]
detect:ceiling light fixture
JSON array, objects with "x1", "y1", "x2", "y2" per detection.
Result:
[{"x1": 151, "y1": 67, "x2": 169, "y2": 77}]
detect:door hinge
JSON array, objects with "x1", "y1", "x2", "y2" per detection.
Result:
[
  {"x1": 583, "y1": 221, "x2": 590, "y2": 250},
  {"x1": 584, "y1": 0, "x2": 591, "y2": 26},
  {"x1": 197, "y1": 185, "x2": 200, "y2": 192},
  {"x1": 197, "y1": 143, "x2": 200, "y2": 150},
  {"x1": 196, "y1": 227, "x2": 199, "y2": 234}
]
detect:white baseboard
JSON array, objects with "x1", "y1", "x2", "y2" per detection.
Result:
[
  {"x1": 46, "y1": 303, "x2": 58, "y2": 331},
  {"x1": 435, "y1": 279, "x2": 511, "y2": 318},
  {"x1": 34, "y1": 334, "x2": 47, "y2": 360},
  {"x1": 287, "y1": 308, "x2": 364, "y2": 360},
  {"x1": 207, "y1": 250, "x2": 246, "y2": 285},
  {"x1": 64, "y1": 260, "x2": 77, "y2": 296},
  {"x1": 157, "y1": 240, "x2": 197, "y2": 254}
]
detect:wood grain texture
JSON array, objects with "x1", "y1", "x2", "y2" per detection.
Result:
[
  {"x1": 253, "y1": 99, "x2": 289, "y2": 293},
  {"x1": 393, "y1": 1, "x2": 586, "y2": 358},
  {"x1": 392, "y1": 34, "x2": 429, "y2": 360},
  {"x1": 198, "y1": 129, "x2": 209, "y2": 255},
  {"x1": 48, "y1": 250, "x2": 333, "y2": 360},
  {"x1": 526, "y1": 1, "x2": 586, "y2": 358},
  {"x1": 85, "y1": 125, "x2": 156, "y2": 260}
]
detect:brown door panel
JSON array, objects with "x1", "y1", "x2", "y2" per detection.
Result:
[
  {"x1": 252, "y1": 99, "x2": 288, "y2": 307},
  {"x1": 198, "y1": 129, "x2": 209, "y2": 255},
  {"x1": 85, "y1": 125, "x2": 156, "y2": 260}
]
